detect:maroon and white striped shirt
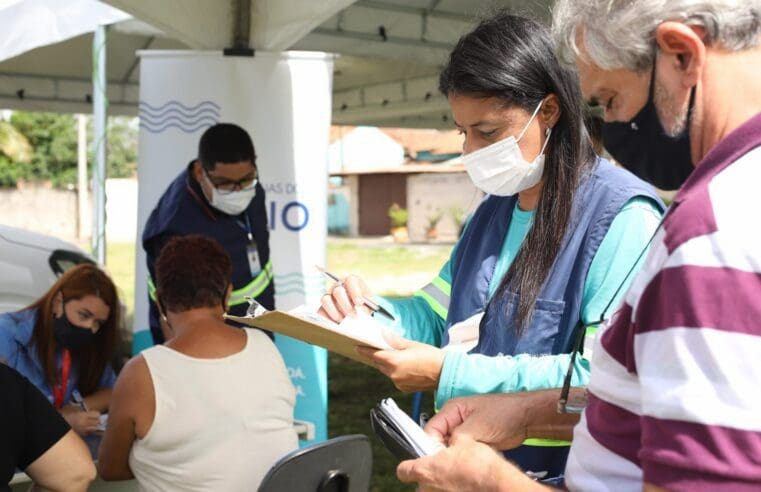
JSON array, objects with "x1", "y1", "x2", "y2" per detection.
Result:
[{"x1": 565, "y1": 112, "x2": 761, "y2": 491}]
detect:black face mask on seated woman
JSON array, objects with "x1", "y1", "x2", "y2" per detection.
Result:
[
  {"x1": 53, "y1": 309, "x2": 95, "y2": 351},
  {"x1": 602, "y1": 63, "x2": 695, "y2": 191}
]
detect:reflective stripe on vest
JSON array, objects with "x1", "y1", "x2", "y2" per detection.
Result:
[
  {"x1": 414, "y1": 276, "x2": 451, "y2": 320},
  {"x1": 147, "y1": 260, "x2": 273, "y2": 307},
  {"x1": 148, "y1": 275, "x2": 157, "y2": 301},
  {"x1": 229, "y1": 260, "x2": 274, "y2": 306},
  {"x1": 523, "y1": 438, "x2": 571, "y2": 447}
]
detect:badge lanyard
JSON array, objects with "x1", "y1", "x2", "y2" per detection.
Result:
[
  {"x1": 237, "y1": 213, "x2": 262, "y2": 277},
  {"x1": 52, "y1": 349, "x2": 71, "y2": 409}
]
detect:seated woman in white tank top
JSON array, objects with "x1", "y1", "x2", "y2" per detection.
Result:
[{"x1": 97, "y1": 235, "x2": 298, "y2": 491}]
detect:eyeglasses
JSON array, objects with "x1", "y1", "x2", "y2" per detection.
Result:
[{"x1": 203, "y1": 168, "x2": 258, "y2": 195}]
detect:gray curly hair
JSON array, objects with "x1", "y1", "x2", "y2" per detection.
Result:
[{"x1": 552, "y1": 0, "x2": 761, "y2": 72}]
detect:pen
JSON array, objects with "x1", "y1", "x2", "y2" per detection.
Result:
[
  {"x1": 71, "y1": 389, "x2": 88, "y2": 412},
  {"x1": 316, "y1": 266, "x2": 396, "y2": 322}
]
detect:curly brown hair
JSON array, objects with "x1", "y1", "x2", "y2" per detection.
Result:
[{"x1": 155, "y1": 235, "x2": 232, "y2": 312}]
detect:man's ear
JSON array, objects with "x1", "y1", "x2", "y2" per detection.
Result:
[
  {"x1": 655, "y1": 21, "x2": 706, "y2": 88},
  {"x1": 191, "y1": 160, "x2": 204, "y2": 182}
]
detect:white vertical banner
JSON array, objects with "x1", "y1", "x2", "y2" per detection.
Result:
[{"x1": 134, "y1": 51, "x2": 332, "y2": 442}]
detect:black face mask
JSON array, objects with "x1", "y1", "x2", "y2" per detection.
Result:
[
  {"x1": 602, "y1": 62, "x2": 696, "y2": 190},
  {"x1": 53, "y1": 312, "x2": 96, "y2": 351}
]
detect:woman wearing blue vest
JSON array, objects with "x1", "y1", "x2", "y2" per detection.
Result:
[{"x1": 321, "y1": 13, "x2": 663, "y2": 476}]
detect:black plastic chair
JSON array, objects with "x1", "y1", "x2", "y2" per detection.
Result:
[{"x1": 257, "y1": 435, "x2": 372, "y2": 492}]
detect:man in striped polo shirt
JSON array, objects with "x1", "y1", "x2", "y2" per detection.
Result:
[{"x1": 395, "y1": 1, "x2": 761, "y2": 490}]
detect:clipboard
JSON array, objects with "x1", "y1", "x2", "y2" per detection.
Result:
[{"x1": 226, "y1": 310, "x2": 393, "y2": 366}]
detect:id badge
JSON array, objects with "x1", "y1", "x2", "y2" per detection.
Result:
[{"x1": 246, "y1": 242, "x2": 262, "y2": 277}]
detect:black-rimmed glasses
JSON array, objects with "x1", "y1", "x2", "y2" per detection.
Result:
[{"x1": 203, "y1": 168, "x2": 258, "y2": 195}]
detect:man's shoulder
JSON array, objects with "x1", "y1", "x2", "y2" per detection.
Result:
[
  {"x1": 143, "y1": 168, "x2": 200, "y2": 243},
  {"x1": 709, "y1": 146, "x2": 761, "y2": 226},
  {"x1": 664, "y1": 146, "x2": 761, "y2": 258}
]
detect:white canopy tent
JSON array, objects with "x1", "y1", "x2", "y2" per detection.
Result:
[
  {"x1": 0, "y1": 0, "x2": 557, "y2": 260},
  {"x1": 0, "y1": 0, "x2": 554, "y2": 128}
]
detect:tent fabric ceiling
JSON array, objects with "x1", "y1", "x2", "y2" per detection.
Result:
[{"x1": 0, "y1": 0, "x2": 554, "y2": 128}]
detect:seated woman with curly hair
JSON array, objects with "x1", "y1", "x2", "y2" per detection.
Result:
[{"x1": 98, "y1": 235, "x2": 297, "y2": 490}]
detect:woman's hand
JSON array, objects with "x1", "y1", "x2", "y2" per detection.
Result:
[
  {"x1": 318, "y1": 274, "x2": 374, "y2": 323},
  {"x1": 60, "y1": 405, "x2": 101, "y2": 436},
  {"x1": 357, "y1": 329, "x2": 445, "y2": 392}
]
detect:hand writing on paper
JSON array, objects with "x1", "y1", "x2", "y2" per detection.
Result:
[
  {"x1": 357, "y1": 329, "x2": 445, "y2": 392},
  {"x1": 60, "y1": 405, "x2": 101, "y2": 436},
  {"x1": 318, "y1": 274, "x2": 373, "y2": 322}
]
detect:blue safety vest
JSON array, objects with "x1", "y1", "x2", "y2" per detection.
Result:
[
  {"x1": 142, "y1": 162, "x2": 274, "y2": 344},
  {"x1": 419, "y1": 158, "x2": 663, "y2": 476}
]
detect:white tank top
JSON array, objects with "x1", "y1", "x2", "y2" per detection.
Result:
[{"x1": 129, "y1": 328, "x2": 298, "y2": 491}]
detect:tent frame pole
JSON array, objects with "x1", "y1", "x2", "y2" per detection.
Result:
[{"x1": 92, "y1": 25, "x2": 107, "y2": 264}]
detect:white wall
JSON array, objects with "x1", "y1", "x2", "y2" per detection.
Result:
[
  {"x1": 406, "y1": 172, "x2": 482, "y2": 242},
  {"x1": 0, "y1": 178, "x2": 138, "y2": 245},
  {"x1": 105, "y1": 178, "x2": 138, "y2": 243},
  {"x1": 328, "y1": 126, "x2": 404, "y2": 174},
  {"x1": 0, "y1": 184, "x2": 84, "y2": 242}
]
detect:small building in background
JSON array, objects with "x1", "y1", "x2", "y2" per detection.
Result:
[{"x1": 328, "y1": 126, "x2": 482, "y2": 241}]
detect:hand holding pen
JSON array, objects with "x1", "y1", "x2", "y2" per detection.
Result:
[
  {"x1": 61, "y1": 390, "x2": 101, "y2": 436},
  {"x1": 317, "y1": 266, "x2": 395, "y2": 323}
]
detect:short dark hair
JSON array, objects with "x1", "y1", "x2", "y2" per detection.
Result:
[
  {"x1": 155, "y1": 235, "x2": 232, "y2": 312},
  {"x1": 198, "y1": 123, "x2": 256, "y2": 171}
]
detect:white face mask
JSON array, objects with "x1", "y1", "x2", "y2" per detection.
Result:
[
  {"x1": 461, "y1": 100, "x2": 552, "y2": 197},
  {"x1": 202, "y1": 172, "x2": 257, "y2": 216}
]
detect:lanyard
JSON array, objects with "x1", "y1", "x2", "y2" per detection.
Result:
[
  {"x1": 236, "y1": 213, "x2": 254, "y2": 244},
  {"x1": 53, "y1": 349, "x2": 71, "y2": 409}
]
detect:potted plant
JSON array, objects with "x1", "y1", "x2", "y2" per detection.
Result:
[
  {"x1": 388, "y1": 203, "x2": 409, "y2": 242},
  {"x1": 425, "y1": 209, "x2": 443, "y2": 241},
  {"x1": 449, "y1": 206, "x2": 466, "y2": 237}
]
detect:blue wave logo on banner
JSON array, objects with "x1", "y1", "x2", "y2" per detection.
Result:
[
  {"x1": 274, "y1": 272, "x2": 326, "y2": 297},
  {"x1": 139, "y1": 100, "x2": 220, "y2": 134}
]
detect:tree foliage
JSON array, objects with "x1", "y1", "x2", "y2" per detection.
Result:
[{"x1": 0, "y1": 111, "x2": 138, "y2": 189}]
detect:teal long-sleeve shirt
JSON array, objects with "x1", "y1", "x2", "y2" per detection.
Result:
[{"x1": 379, "y1": 196, "x2": 663, "y2": 409}]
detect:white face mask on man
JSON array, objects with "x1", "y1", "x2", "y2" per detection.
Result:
[
  {"x1": 201, "y1": 171, "x2": 257, "y2": 216},
  {"x1": 461, "y1": 100, "x2": 551, "y2": 197}
]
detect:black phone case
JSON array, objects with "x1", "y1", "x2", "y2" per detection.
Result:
[{"x1": 369, "y1": 407, "x2": 420, "y2": 461}]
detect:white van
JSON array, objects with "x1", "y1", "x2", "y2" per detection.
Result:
[{"x1": 0, "y1": 225, "x2": 94, "y2": 314}]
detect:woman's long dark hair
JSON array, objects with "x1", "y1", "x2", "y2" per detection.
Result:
[
  {"x1": 439, "y1": 12, "x2": 596, "y2": 332},
  {"x1": 26, "y1": 264, "x2": 119, "y2": 396}
]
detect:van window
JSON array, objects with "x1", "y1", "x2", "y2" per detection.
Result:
[{"x1": 48, "y1": 250, "x2": 95, "y2": 276}]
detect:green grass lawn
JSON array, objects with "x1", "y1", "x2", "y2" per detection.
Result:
[{"x1": 105, "y1": 239, "x2": 449, "y2": 491}]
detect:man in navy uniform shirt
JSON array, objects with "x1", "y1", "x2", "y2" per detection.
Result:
[{"x1": 143, "y1": 123, "x2": 274, "y2": 344}]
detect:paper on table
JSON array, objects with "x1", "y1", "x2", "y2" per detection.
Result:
[{"x1": 380, "y1": 398, "x2": 444, "y2": 457}]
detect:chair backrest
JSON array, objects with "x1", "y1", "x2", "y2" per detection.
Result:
[{"x1": 258, "y1": 435, "x2": 372, "y2": 492}]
